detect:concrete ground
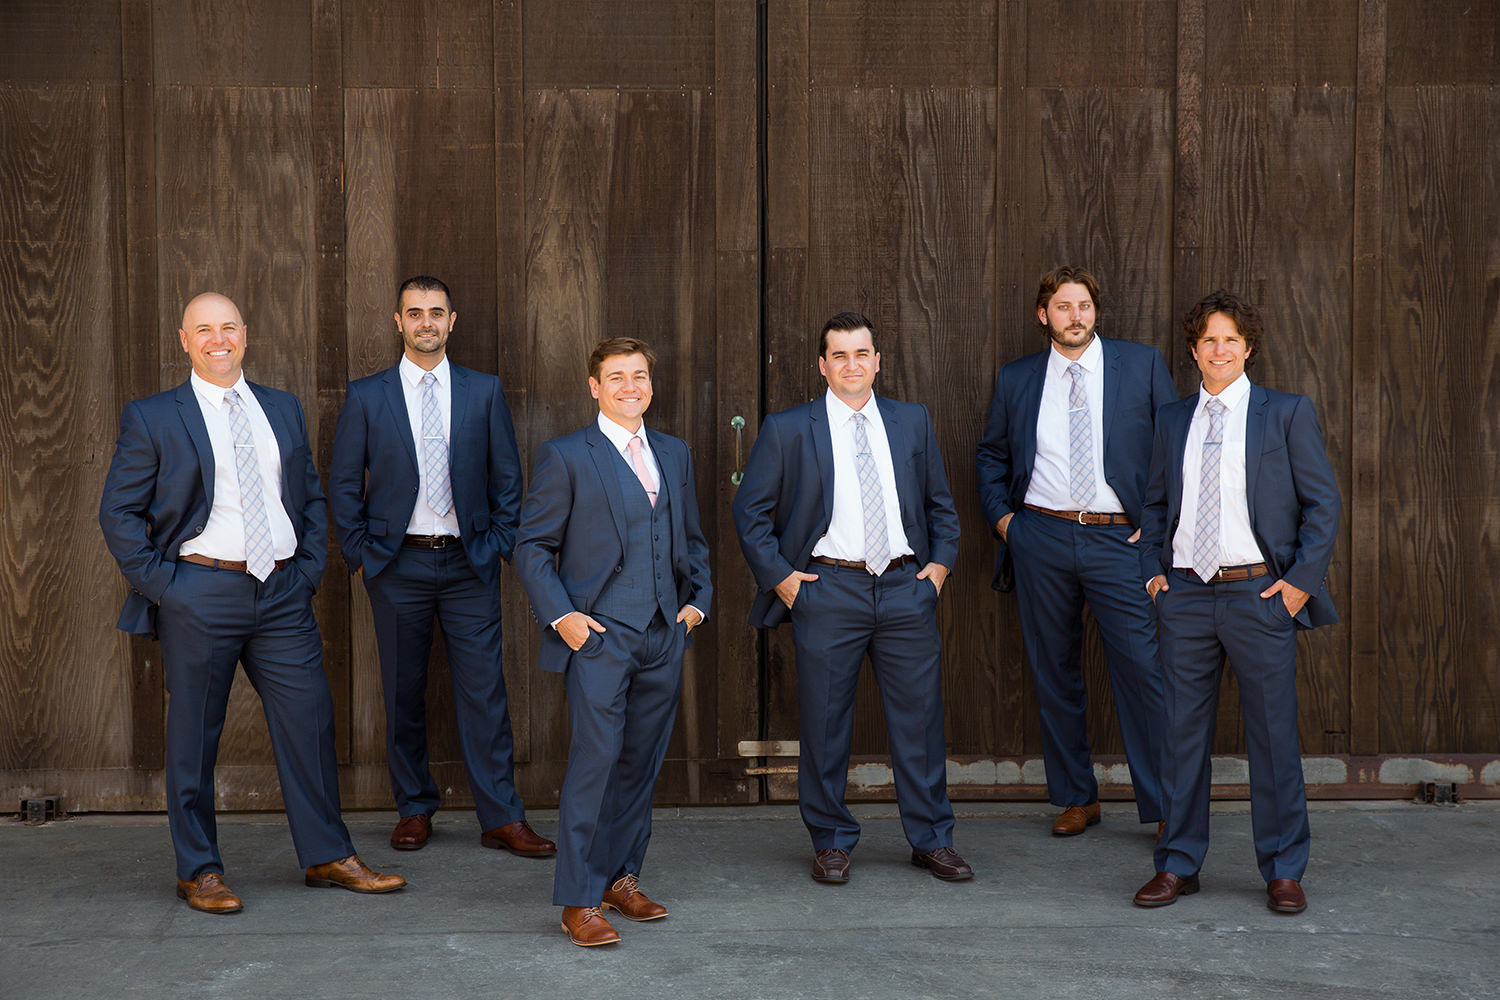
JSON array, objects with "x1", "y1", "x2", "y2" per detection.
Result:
[{"x1": 2, "y1": 800, "x2": 1495, "y2": 1000}]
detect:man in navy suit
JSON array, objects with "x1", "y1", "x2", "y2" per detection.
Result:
[
  {"x1": 330, "y1": 276, "x2": 552, "y2": 858},
  {"x1": 733, "y1": 312, "x2": 971, "y2": 885},
  {"x1": 100, "y1": 292, "x2": 404, "y2": 914},
  {"x1": 1132, "y1": 290, "x2": 1340, "y2": 915},
  {"x1": 513, "y1": 337, "x2": 711, "y2": 947},
  {"x1": 975, "y1": 267, "x2": 1176, "y2": 839}
]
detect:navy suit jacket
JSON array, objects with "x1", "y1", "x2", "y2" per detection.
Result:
[
  {"x1": 329, "y1": 363, "x2": 522, "y2": 588},
  {"x1": 512, "y1": 422, "x2": 712, "y2": 674},
  {"x1": 1139, "y1": 382, "x2": 1341, "y2": 629},
  {"x1": 99, "y1": 379, "x2": 327, "y2": 635},
  {"x1": 975, "y1": 336, "x2": 1177, "y2": 592},
  {"x1": 732, "y1": 394, "x2": 961, "y2": 629}
]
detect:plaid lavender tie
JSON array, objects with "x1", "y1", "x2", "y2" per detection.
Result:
[
  {"x1": 420, "y1": 373, "x2": 453, "y2": 516},
  {"x1": 1066, "y1": 362, "x2": 1097, "y2": 507},
  {"x1": 224, "y1": 390, "x2": 275, "y2": 581},
  {"x1": 1192, "y1": 398, "x2": 1227, "y2": 582},
  {"x1": 852, "y1": 413, "x2": 890, "y2": 575}
]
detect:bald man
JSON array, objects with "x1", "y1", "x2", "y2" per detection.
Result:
[{"x1": 100, "y1": 293, "x2": 404, "y2": 915}]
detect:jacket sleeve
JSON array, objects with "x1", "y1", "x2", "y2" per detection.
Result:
[
  {"x1": 98, "y1": 401, "x2": 175, "y2": 603},
  {"x1": 731, "y1": 414, "x2": 797, "y2": 593},
  {"x1": 328, "y1": 385, "x2": 370, "y2": 573},
  {"x1": 1280, "y1": 395, "x2": 1341, "y2": 596},
  {"x1": 486, "y1": 378, "x2": 525, "y2": 563},
  {"x1": 1139, "y1": 419, "x2": 1172, "y2": 585},
  {"x1": 975, "y1": 368, "x2": 1015, "y2": 535},
  {"x1": 512, "y1": 440, "x2": 579, "y2": 629},
  {"x1": 288, "y1": 394, "x2": 328, "y2": 588},
  {"x1": 678, "y1": 443, "x2": 713, "y2": 616},
  {"x1": 919, "y1": 405, "x2": 961, "y2": 569}
]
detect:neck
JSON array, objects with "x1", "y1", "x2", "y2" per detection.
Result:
[
  {"x1": 833, "y1": 389, "x2": 873, "y2": 411},
  {"x1": 602, "y1": 412, "x2": 643, "y2": 434},
  {"x1": 405, "y1": 350, "x2": 444, "y2": 371}
]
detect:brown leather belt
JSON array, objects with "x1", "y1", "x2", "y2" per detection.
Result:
[
  {"x1": 1024, "y1": 503, "x2": 1132, "y2": 526},
  {"x1": 810, "y1": 554, "x2": 917, "y2": 573},
  {"x1": 403, "y1": 534, "x2": 459, "y2": 549},
  {"x1": 1180, "y1": 563, "x2": 1269, "y2": 583},
  {"x1": 179, "y1": 553, "x2": 289, "y2": 574}
]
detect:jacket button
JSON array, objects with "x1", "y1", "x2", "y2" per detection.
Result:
[
  {"x1": 412, "y1": 487, "x2": 418, "y2": 494},
  {"x1": 615, "y1": 565, "x2": 622, "y2": 573}
]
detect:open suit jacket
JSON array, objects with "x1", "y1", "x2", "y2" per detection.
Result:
[
  {"x1": 1139, "y1": 383, "x2": 1341, "y2": 628},
  {"x1": 975, "y1": 336, "x2": 1177, "y2": 592},
  {"x1": 732, "y1": 395, "x2": 961, "y2": 629},
  {"x1": 512, "y1": 421, "x2": 712, "y2": 673},
  {"x1": 329, "y1": 363, "x2": 522, "y2": 587},
  {"x1": 99, "y1": 380, "x2": 327, "y2": 636}
]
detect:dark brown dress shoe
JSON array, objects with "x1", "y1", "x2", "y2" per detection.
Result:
[
  {"x1": 1133, "y1": 871, "x2": 1200, "y2": 907},
  {"x1": 1266, "y1": 878, "x2": 1307, "y2": 914},
  {"x1": 811, "y1": 848, "x2": 851, "y2": 883},
  {"x1": 176, "y1": 872, "x2": 243, "y2": 914},
  {"x1": 1052, "y1": 802, "x2": 1101, "y2": 836},
  {"x1": 911, "y1": 846, "x2": 974, "y2": 881},
  {"x1": 602, "y1": 873, "x2": 668, "y2": 921},
  {"x1": 390, "y1": 813, "x2": 432, "y2": 851},
  {"x1": 561, "y1": 905, "x2": 621, "y2": 946},
  {"x1": 304, "y1": 854, "x2": 407, "y2": 893},
  {"x1": 480, "y1": 820, "x2": 557, "y2": 858}
]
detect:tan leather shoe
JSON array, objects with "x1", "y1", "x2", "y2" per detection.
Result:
[
  {"x1": 480, "y1": 820, "x2": 557, "y2": 858},
  {"x1": 602, "y1": 874, "x2": 668, "y2": 921},
  {"x1": 561, "y1": 905, "x2": 621, "y2": 946},
  {"x1": 304, "y1": 854, "x2": 406, "y2": 893},
  {"x1": 390, "y1": 813, "x2": 432, "y2": 851},
  {"x1": 1266, "y1": 878, "x2": 1307, "y2": 914},
  {"x1": 175, "y1": 872, "x2": 242, "y2": 914},
  {"x1": 1051, "y1": 802, "x2": 1101, "y2": 836},
  {"x1": 1133, "y1": 871, "x2": 1200, "y2": 907}
]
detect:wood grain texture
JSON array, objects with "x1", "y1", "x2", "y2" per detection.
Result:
[
  {"x1": 342, "y1": 0, "x2": 493, "y2": 89},
  {"x1": 523, "y1": 0, "x2": 714, "y2": 89},
  {"x1": 0, "y1": 85, "x2": 131, "y2": 771},
  {"x1": 767, "y1": 0, "x2": 809, "y2": 250},
  {"x1": 152, "y1": 0, "x2": 312, "y2": 87},
  {"x1": 809, "y1": 0, "x2": 998, "y2": 88},
  {"x1": 1026, "y1": 0, "x2": 1175, "y2": 88},
  {"x1": 1386, "y1": 0, "x2": 1500, "y2": 85},
  {"x1": 1203, "y1": 0, "x2": 1359, "y2": 86},
  {"x1": 1380, "y1": 85, "x2": 1500, "y2": 752},
  {"x1": 0, "y1": 1, "x2": 122, "y2": 84}
]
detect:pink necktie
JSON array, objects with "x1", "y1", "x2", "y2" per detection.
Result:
[{"x1": 627, "y1": 436, "x2": 657, "y2": 507}]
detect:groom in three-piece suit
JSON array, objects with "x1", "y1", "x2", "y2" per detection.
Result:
[
  {"x1": 1133, "y1": 290, "x2": 1340, "y2": 916},
  {"x1": 732, "y1": 312, "x2": 972, "y2": 886},
  {"x1": 100, "y1": 292, "x2": 404, "y2": 915},
  {"x1": 975, "y1": 267, "x2": 1177, "y2": 839},
  {"x1": 329, "y1": 275, "x2": 552, "y2": 858},
  {"x1": 514, "y1": 337, "x2": 711, "y2": 947}
]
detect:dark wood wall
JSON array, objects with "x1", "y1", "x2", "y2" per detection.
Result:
[{"x1": 1, "y1": 1, "x2": 1496, "y2": 810}]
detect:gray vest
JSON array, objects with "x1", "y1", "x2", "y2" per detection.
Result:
[{"x1": 591, "y1": 449, "x2": 676, "y2": 630}]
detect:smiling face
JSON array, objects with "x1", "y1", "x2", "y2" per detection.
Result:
[
  {"x1": 1191, "y1": 311, "x2": 1252, "y2": 395},
  {"x1": 818, "y1": 327, "x2": 880, "y2": 408},
  {"x1": 395, "y1": 287, "x2": 454, "y2": 369},
  {"x1": 179, "y1": 293, "x2": 247, "y2": 388},
  {"x1": 1037, "y1": 281, "x2": 1096, "y2": 358},
  {"x1": 590, "y1": 351, "x2": 654, "y2": 430}
]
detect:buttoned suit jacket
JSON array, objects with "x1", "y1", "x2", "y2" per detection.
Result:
[
  {"x1": 1139, "y1": 383, "x2": 1341, "y2": 628},
  {"x1": 329, "y1": 363, "x2": 522, "y2": 588},
  {"x1": 512, "y1": 422, "x2": 712, "y2": 674},
  {"x1": 99, "y1": 380, "x2": 327, "y2": 636},
  {"x1": 732, "y1": 395, "x2": 961, "y2": 630}
]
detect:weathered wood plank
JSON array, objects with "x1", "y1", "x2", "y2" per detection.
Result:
[
  {"x1": 152, "y1": 0, "x2": 312, "y2": 87},
  {"x1": 342, "y1": 0, "x2": 493, "y2": 89},
  {"x1": 523, "y1": 0, "x2": 714, "y2": 89}
]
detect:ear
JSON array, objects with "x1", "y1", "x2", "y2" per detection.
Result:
[
  {"x1": 1036, "y1": 305, "x2": 1048, "y2": 326},
  {"x1": 589, "y1": 377, "x2": 601, "y2": 400},
  {"x1": 178, "y1": 327, "x2": 189, "y2": 353}
]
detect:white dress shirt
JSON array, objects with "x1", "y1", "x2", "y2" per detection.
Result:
[
  {"x1": 1024, "y1": 336, "x2": 1125, "y2": 513},
  {"x1": 1172, "y1": 373, "x2": 1263, "y2": 570},
  {"x1": 811, "y1": 389, "x2": 914, "y2": 563},
  {"x1": 178, "y1": 371, "x2": 298, "y2": 561},
  {"x1": 399, "y1": 355, "x2": 460, "y2": 537}
]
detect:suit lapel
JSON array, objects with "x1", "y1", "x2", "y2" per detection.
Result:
[
  {"x1": 809, "y1": 399, "x2": 835, "y2": 528},
  {"x1": 586, "y1": 422, "x2": 630, "y2": 549},
  {"x1": 1167, "y1": 398, "x2": 1194, "y2": 525},
  {"x1": 1019, "y1": 350, "x2": 1047, "y2": 477},
  {"x1": 448, "y1": 364, "x2": 470, "y2": 477},
  {"x1": 1244, "y1": 384, "x2": 1269, "y2": 524},
  {"x1": 248, "y1": 382, "x2": 298, "y2": 518},
  {"x1": 1100, "y1": 337, "x2": 1121, "y2": 453},
  {"x1": 175, "y1": 381, "x2": 216, "y2": 503},
  {"x1": 382, "y1": 367, "x2": 420, "y2": 473},
  {"x1": 876, "y1": 396, "x2": 911, "y2": 517}
]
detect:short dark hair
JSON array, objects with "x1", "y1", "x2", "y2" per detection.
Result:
[
  {"x1": 1182, "y1": 289, "x2": 1261, "y2": 367},
  {"x1": 588, "y1": 337, "x2": 657, "y2": 381},
  {"x1": 1035, "y1": 266, "x2": 1101, "y2": 317},
  {"x1": 396, "y1": 275, "x2": 452, "y2": 312},
  {"x1": 819, "y1": 311, "x2": 877, "y2": 357}
]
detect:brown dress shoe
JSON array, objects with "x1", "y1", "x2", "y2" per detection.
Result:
[
  {"x1": 561, "y1": 905, "x2": 621, "y2": 946},
  {"x1": 1133, "y1": 871, "x2": 1200, "y2": 907},
  {"x1": 304, "y1": 854, "x2": 407, "y2": 893},
  {"x1": 175, "y1": 872, "x2": 243, "y2": 914},
  {"x1": 480, "y1": 820, "x2": 557, "y2": 858},
  {"x1": 1266, "y1": 878, "x2": 1307, "y2": 914},
  {"x1": 602, "y1": 873, "x2": 668, "y2": 921},
  {"x1": 911, "y1": 846, "x2": 974, "y2": 881},
  {"x1": 390, "y1": 813, "x2": 432, "y2": 851},
  {"x1": 811, "y1": 848, "x2": 851, "y2": 883},
  {"x1": 1052, "y1": 802, "x2": 1101, "y2": 836}
]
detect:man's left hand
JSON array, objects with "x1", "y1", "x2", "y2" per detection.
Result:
[
  {"x1": 916, "y1": 562, "x2": 949, "y2": 595},
  {"x1": 676, "y1": 605, "x2": 704, "y2": 633},
  {"x1": 1260, "y1": 578, "x2": 1310, "y2": 618}
]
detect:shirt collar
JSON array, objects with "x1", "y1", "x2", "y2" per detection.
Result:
[
  {"x1": 596, "y1": 411, "x2": 648, "y2": 454},
  {"x1": 190, "y1": 371, "x2": 251, "y2": 410},
  {"x1": 823, "y1": 387, "x2": 878, "y2": 427},
  {"x1": 400, "y1": 355, "x2": 450, "y2": 388},
  {"x1": 1047, "y1": 334, "x2": 1103, "y2": 378},
  {"x1": 1196, "y1": 372, "x2": 1252, "y2": 414}
]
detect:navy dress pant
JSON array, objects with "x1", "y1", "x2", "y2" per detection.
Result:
[
  {"x1": 1008, "y1": 506, "x2": 1166, "y2": 820},
  {"x1": 156, "y1": 561, "x2": 354, "y2": 881},
  {"x1": 1154, "y1": 570, "x2": 1309, "y2": 883},
  {"x1": 791, "y1": 561, "x2": 955, "y2": 854},
  {"x1": 363, "y1": 543, "x2": 524, "y2": 830}
]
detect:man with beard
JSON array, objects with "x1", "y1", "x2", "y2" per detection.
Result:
[
  {"x1": 330, "y1": 276, "x2": 553, "y2": 859},
  {"x1": 976, "y1": 267, "x2": 1177, "y2": 841}
]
